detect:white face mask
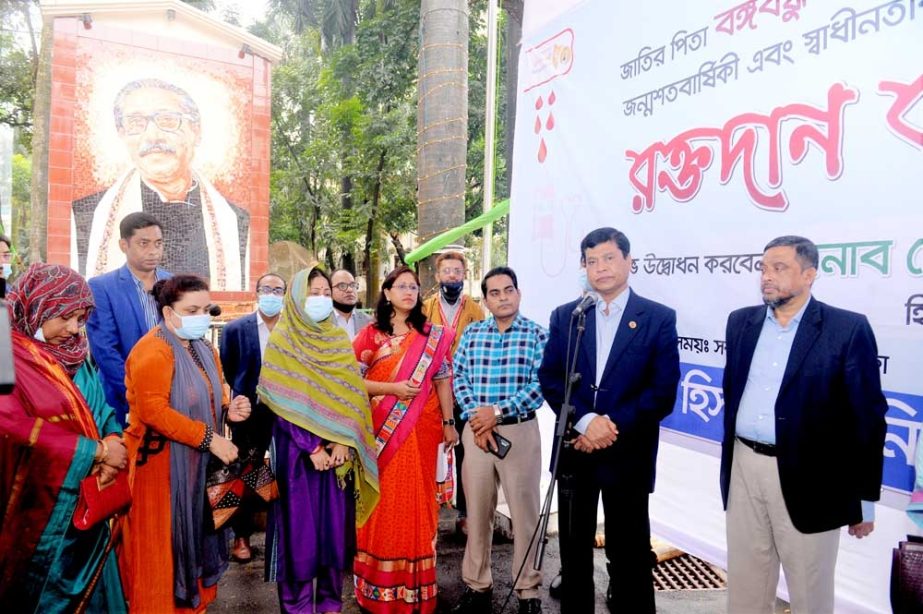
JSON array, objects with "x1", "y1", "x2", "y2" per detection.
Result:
[
  {"x1": 305, "y1": 295, "x2": 334, "y2": 322},
  {"x1": 170, "y1": 309, "x2": 212, "y2": 340},
  {"x1": 1, "y1": 263, "x2": 11, "y2": 278},
  {"x1": 33, "y1": 327, "x2": 46, "y2": 343}
]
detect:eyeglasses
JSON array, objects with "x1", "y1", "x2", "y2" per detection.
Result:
[
  {"x1": 392, "y1": 283, "x2": 420, "y2": 293},
  {"x1": 257, "y1": 286, "x2": 286, "y2": 296},
  {"x1": 122, "y1": 112, "x2": 197, "y2": 135},
  {"x1": 439, "y1": 267, "x2": 464, "y2": 276},
  {"x1": 333, "y1": 282, "x2": 359, "y2": 291}
]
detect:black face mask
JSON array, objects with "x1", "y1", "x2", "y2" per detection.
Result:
[
  {"x1": 333, "y1": 299, "x2": 356, "y2": 313},
  {"x1": 440, "y1": 281, "x2": 464, "y2": 304}
]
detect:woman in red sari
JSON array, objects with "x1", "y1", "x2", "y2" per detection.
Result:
[
  {"x1": 0, "y1": 264, "x2": 128, "y2": 612},
  {"x1": 352, "y1": 266, "x2": 458, "y2": 613}
]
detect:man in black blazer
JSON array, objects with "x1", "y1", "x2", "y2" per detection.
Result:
[
  {"x1": 720, "y1": 235, "x2": 887, "y2": 614},
  {"x1": 219, "y1": 272, "x2": 287, "y2": 562},
  {"x1": 539, "y1": 227, "x2": 679, "y2": 613}
]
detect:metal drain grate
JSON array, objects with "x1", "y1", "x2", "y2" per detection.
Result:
[{"x1": 653, "y1": 554, "x2": 726, "y2": 591}]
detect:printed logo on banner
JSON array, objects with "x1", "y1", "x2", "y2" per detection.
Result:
[{"x1": 523, "y1": 28, "x2": 574, "y2": 164}]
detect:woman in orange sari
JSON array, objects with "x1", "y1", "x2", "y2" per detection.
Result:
[
  {"x1": 120, "y1": 275, "x2": 251, "y2": 613},
  {"x1": 352, "y1": 266, "x2": 458, "y2": 613}
]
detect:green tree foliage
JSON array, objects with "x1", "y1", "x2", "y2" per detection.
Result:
[
  {"x1": 464, "y1": 0, "x2": 515, "y2": 260},
  {"x1": 0, "y1": 0, "x2": 39, "y2": 142},
  {"x1": 265, "y1": 0, "x2": 420, "y2": 288}
]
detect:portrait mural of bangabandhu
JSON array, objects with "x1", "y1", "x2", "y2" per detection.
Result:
[{"x1": 70, "y1": 47, "x2": 254, "y2": 291}]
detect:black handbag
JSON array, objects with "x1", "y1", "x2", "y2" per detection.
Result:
[{"x1": 891, "y1": 534, "x2": 923, "y2": 613}]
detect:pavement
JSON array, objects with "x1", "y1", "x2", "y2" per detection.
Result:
[{"x1": 214, "y1": 509, "x2": 788, "y2": 613}]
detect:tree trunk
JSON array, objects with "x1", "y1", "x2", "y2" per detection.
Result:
[
  {"x1": 364, "y1": 149, "x2": 387, "y2": 307},
  {"x1": 417, "y1": 0, "x2": 468, "y2": 291},
  {"x1": 28, "y1": 21, "x2": 53, "y2": 263},
  {"x1": 502, "y1": 0, "x2": 522, "y2": 197}
]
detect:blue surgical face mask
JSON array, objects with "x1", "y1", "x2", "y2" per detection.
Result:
[
  {"x1": 1, "y1": 263, "x2": 11, "y2": 278},
  {"x1": 171, "y1": 309, "x2": 212, "y2": 340},
  {"x1": 258, "y1": 294, "x2": 283, "y2": 317},
  {"x1": 305, "y1": 295, "x2": 333, "y2": 322},
  {"x1": 577, "y1": 268, "x2": 592, "y2": 293}
]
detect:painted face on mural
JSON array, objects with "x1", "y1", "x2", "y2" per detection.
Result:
[{"x1": 117, "y1": 86, "x2": 201, "y2": 187}]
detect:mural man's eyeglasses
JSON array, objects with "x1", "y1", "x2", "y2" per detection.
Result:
[
  {"x1": 122, "y1": 112, "x2": 197, "y2": 135},
  {"x1": 333, "y1": 282, "x2": 359, "y2": 291},
  {"x1": 257, "y1": 286, "x2": 285, "y2": 296}
]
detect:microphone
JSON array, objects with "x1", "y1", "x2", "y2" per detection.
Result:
[
  {"x1": 572, "y1": 293, "x2": 597, "y2": 316},
  {"x1": 208, "y1": 304, "x2": 222, "y2": 317}
]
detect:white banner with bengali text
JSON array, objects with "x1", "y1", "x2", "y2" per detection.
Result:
[{"x1": 510, "y1": 1, "x2": 923, "y2": 611}]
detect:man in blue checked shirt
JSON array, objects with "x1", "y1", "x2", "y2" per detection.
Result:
[{"x1": 449, "y1": 266, "x2": 548, "y2": 614}]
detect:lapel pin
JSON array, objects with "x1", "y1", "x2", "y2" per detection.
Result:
[{"x1": 628, "y1": 320, "x2": 637, "y2": 329}]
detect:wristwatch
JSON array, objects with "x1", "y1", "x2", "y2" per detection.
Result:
[
  {"x1": 443, "y1": 418, "x2": 456, "y2": 426},
  {"x1": 492, "y1": 404, "x2": 502, "y2": 419}
]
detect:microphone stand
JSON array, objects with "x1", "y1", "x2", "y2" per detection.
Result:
[{"x1": 533, "y1": 307, "x2": 587, "y2": 570}]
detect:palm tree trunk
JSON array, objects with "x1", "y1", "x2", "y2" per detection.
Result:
[
  {"x1": 502, "y1": 0, "x2": 522, "y2": 196},
  {"x1": 28, "y1": 21, "x2": 53, "y2": 263},
  {"x1": 364, "y1": 148, "x2": 387, "y2": 306},
  {"x1": 417, "y1": 0, "x2": 468, "y2": 289}
]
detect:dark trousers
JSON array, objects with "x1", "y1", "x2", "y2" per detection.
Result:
[
  {"x1": 230, "y1": 401, "x2": 273, "y2": 540},
  {"x1": 557, "y1": 450, "x2": 656, "y2": 613},
  {"x1": 454, "y1": 402, "x2": 467, "y2": 516},
  {"x1": 231, "y1": 496, "x2": 265, "y2": 540}
]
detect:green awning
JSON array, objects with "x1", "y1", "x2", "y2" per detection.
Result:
[{"x1": 405, "y1": 199, "x2": 510, "y2": 265}]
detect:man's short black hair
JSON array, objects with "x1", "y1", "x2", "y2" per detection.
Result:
[
  {"x1": 764, "y1": 235, "x2": 819, "y2": 270},
  {"x1": 119, "y1": 212, "x2": 163, "y2": 241},
  {"x1": 580, "y1": 227, "x2": 631, "y2": 262},
  {"x1": 481, "y1": 266, "x2": 519, "y2": 296},
  {"x1": 256, "y1": 272, "x2": 287, "y2": 291}
]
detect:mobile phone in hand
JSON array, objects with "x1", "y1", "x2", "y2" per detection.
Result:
[{"x1": 488, "y1": 432, "x2": 512, "y2": 459}]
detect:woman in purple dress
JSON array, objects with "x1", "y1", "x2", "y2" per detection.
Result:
[{"x1": 258, "y1": 268, "x2": 380, "y2": 613}]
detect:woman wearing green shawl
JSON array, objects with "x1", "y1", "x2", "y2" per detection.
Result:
[{"x1": 258, "y1": 267, "x2": 379, "y2": 614}]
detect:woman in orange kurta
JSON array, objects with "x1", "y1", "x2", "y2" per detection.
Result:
[
  {"x1": 120, "y1": 275, "x2": 251, "y2": 613},
  {"x1": 352, "y1": 267, "x2": 457, "y2": 613}
]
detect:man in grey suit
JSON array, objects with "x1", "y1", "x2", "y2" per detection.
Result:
[{"x1": 331, "y1": 269, "x2": 371, "y2": 340}]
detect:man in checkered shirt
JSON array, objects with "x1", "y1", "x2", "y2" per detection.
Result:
[{"x1": 449, "y1": 266, "x2": 548, "y2": 614}]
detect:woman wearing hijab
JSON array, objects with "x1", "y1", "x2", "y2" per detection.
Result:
[
  {"x1": 120, "y1": 274, "x2": 251, "y2": 613},
  {"x1": 0, "y1": 263, "x2": 127, "y2": 612},
  {"x1": 351, "y1": 266, "x2": 458, "y2": 614},
  {"x1": 259, "y1": 267, "x2": 379, "y2": 614}
]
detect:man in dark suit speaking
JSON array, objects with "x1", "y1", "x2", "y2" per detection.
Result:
[
  {"x1": 720, "y1": 235, "x2": 887, "y2": 614},
  {"x1": 539, "y1": 227, "x2": 680, "y2": 613}
]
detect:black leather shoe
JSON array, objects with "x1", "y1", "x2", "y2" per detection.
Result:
[
  {"x1": 548, "y1": 573, "x2": 562, "y2": 599},
  {"x1": 450, "y1": 587, "x2": 492, "y2": 614},
  {"x1": 517, "y1": 598, "x2": 541, "y2": 614}
]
